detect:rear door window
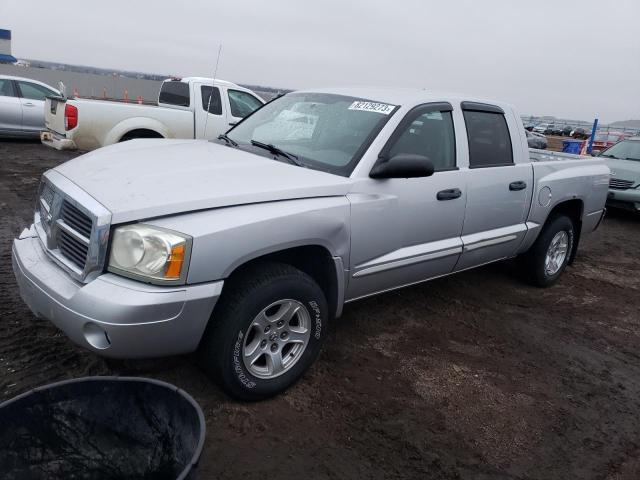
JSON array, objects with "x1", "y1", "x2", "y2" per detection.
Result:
[
  {"x1": 463, "y1": 106, "x2": 514, "y2": 168},
  {"x1": 228, "y1": 90, "x2": 262, "y2": 118},
  {"x1": 159, "y1": 81, "x2": 190, "y2": 107},
  {"x1": 201, "y1": 86, "x2": 222, "y2": 115},
  {"x1": 0, "y1": 79, "x2": 16, "y2": 97},
  {"x1": 17, "y1": 81, "x2": 55, "y2": 100}
]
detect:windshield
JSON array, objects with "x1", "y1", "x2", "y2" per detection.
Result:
[
  {"x1": 600, "y1": 140, "x2": 640, "y2": 161},
  {"x1": 225, "y1": 92, "x2": 398, "y2": 176}
]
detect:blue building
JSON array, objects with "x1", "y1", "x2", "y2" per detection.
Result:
[{"x1": 0, "y1": 29, "x2": 17, "y2": 63}]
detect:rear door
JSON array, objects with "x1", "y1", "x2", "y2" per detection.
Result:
[
  {"x1": 225, "y1": 88, "x2": 264, "y2": 128},
  {"x1": 0, "y1": 78, "x2": 23, "y2": 133},
  {"x1": 16, "y1": 80, "x2": 58, "y2": 132},
  {"x1": 193, "y1": 83, "x2": 228, "y2": 139},
  {"x1": 455, "y1": 102, "x2": 533, "y2": 271}
]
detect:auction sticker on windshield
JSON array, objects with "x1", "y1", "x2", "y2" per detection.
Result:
[{"x1": 348, "y1": 101, "x2": 396, "y2": 115}]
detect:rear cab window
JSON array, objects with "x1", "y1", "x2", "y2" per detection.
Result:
[
  {"x1": 462, "y1": 102, "x2": 513, "y2": 168},
  {"x1": 159, "y1": 81, "x2": 190, "y2": 107}
]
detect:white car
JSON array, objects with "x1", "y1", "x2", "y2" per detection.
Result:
[
  {"x1": 0, "y1": 75, "x2": 60, "y2": 138},
  {"x1": 532, "y1": 123, "x2": 550, "y2": 134},
  {"x1": 41, "y1": 77, "x2": 264, "y2": 151}
]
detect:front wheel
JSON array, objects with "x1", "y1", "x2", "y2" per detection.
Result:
[
  {"x1": 523, "y1": 215, "x2": 575, "y2": 287},
  {"x1": 199, "y1": 263, "x2": 328, "y2": 401}
]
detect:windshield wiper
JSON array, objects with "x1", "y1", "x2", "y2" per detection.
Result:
[
  {"x1": 217, "y1": 134, "x2": 238, "y2": 147},
  {"x1": 599, "y1": 154, "x2": 617, "y2": 158},
  {"x1": 250, "y1": 140, "x2": 304, "y2": 166}
]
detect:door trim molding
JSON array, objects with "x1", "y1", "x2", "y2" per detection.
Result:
[{"x1": 353, "y1": 246, "x2": 461, "y2": 278}]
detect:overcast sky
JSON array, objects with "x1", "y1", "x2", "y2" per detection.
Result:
[{"x1": 1, "y1": 0, "x2": 638, "y2": 122}]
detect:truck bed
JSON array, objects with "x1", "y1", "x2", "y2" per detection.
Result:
[{"x1": 529, "y1": 148, "x2": 592, "y2": 163}]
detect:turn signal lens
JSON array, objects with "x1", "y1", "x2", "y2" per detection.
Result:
[{"x1": 165, "y1": 244, "x2": 186, "y2": 279}]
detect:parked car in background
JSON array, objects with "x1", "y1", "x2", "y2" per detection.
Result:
[
  {"x1": 598, "y1": 136, "x2": 640, "y2": 211},
  {"x1": 13, "y1": 87, "x2": 608, "y2": 400},
  {"x1": 533, "y1": 123, "x2": 551, "y2": 134},
  {"x1": 526, "y1": 129, "x2": 547, "y2": 149},
  {"x1": 590, "y1": 131, "x2": 633, "y2": 154},
  {"x1": 571, "y1": 127, "x2": 589, "y2": 139},
  {"x1": 41, "y1": 77, "x2": 264, "y2": 151},
  {"x1": 561, "y1": 126, "x2": 573, "y2": 137},
  {"x1": 524, "y1": 123, "x2": 535, "y2": 131},
  {"x1": 0, "y1": 75, "x2": 60, "y2": 138}
]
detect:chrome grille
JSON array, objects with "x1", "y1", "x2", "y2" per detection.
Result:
[
  {"x1": 34, "y1": 172, "x2": 112, "y2": 283},
  {"x1": 38, "y1": 182, "x2": 55, "y2": 233},
  {"x1": 609, "y1": 178, "x2": 634, "y2": 190},
  {"x1": 57, "y1": 229, "x2": 89, "y2": 268},
  {"x1": 60, "y1": 200, "x2": 93, "y2": 239}
]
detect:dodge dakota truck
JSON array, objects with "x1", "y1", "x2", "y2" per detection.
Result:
[
  {"x1": 40, "y1": 77, "x2": 264, "y2": 151},
  {"x1": 13, "y1": 87, "x2": 609, "y2": 400}
]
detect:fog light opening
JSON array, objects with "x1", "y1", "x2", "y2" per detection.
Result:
[{"x1": 83, "y1": 323, "x2": 112, "y2": 350}]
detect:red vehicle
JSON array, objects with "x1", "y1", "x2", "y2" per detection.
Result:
[{"x1": 591, "y1": 131, "x2": 633, "y2": 154}]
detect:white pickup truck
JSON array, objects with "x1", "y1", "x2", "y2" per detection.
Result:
[{"x1": 40, "y1": 77, "x2": 264, "y2": 151}]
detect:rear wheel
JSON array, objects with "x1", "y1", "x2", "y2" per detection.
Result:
[
  {"x1": 523, "y1": 215, "x2": 574, "y2": 287},
  {"x1": 199, "y1": 262, "x2": 328, "y2": 401},
  {"x1": 119, "y1": 129, "x2": 163, "y2": 142}
]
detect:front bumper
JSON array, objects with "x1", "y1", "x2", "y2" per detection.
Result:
[
  {"x1": 607, "y1": 188, "x2": 640, "y2": 211},
  {"x1": 12, "y1": 228, "x2": 222, "y2": 359},
  {"x1": 40, "y1": 130, "x2": 77, "y2": 150}
]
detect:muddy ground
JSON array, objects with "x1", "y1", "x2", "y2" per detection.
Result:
[{"x1": 2, "y1": 139, "x2": 640, "y2": 479}]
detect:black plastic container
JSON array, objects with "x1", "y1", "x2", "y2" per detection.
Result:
[{"x1": 0, "y1": 377, "x2": 206, "y2": 480}]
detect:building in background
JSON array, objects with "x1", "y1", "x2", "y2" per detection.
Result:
[{"x1": 0, "y1": 29, "x2": 17, "y2": 64}]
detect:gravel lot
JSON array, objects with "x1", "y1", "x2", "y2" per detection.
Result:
[{"x1": 2, "y1": 139, "x2": 640, "y2": 479}]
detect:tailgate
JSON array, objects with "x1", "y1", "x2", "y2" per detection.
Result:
[{"x1": 44, "y1": 96, "x2": 68, "y2": 135}]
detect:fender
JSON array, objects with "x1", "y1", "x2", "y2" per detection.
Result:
[
  {"x1": 144, "y1": 196, "x2": 351, "y2": 285},
  {"x1": 103, "y1": 117, "x2": 171, "y2": 146}
]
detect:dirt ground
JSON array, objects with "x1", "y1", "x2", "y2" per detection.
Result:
[{"x1": 2, "y1": 139, "x2": 640, "y2": 480}]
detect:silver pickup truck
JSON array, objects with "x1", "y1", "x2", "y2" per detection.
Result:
[{"x1": 12, "y1": 87, "x2": 609, "y2": 400}]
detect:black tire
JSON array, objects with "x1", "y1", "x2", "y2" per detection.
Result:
[
  {"x1": 119, "y1": 130, "x2": 163, "y2": 142},
  {"x1": 199, "y1": 262, "x2": 328, "y2": 401},
  {"x1": 523, "y1": 215, "x2": 575, "y2": 287}
]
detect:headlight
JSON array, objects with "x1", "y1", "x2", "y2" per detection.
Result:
[{"x1": 108, "y1": 224, "x2": 191, "y2": 284}]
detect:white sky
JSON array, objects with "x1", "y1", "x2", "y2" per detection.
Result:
[{"x1": 1, "y1": 0, "x2": 638, "y2": 122}]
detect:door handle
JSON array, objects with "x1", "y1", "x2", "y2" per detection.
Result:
[
  {"x1": 228, "y1": 122, "x2": 237, "y2": 127},
  {"x1": 437, "y1": 188, "x2": 462, "y2": 201},
  {"x1": 509, "y1": 181, "x2": 527, "y2": 191},
  {"x1": 23, "y1": 102, "x2": 35, "y2": 107}
]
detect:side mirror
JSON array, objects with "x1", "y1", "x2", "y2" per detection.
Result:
[{"x1": 370, "y1": 154, "x2": 435, "y2": 179}]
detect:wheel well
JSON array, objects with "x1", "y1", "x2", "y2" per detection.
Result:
[
  {"x1": 547, "y1": 199, "x2": 583, "y2": 264},
  {"x1": 119, "y1": 129, "x2": 164, "y2": 142},
  {"x1": 224, "y1": 246, "x2": 340, "y2": 319}
]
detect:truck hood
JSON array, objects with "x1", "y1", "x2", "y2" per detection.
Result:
[
  {"x1": 54, "y1": 139, "x2": 353, "y2": 223},
  {"x1": 604, "y1": 158, "x2": 640, "y2": 186}
]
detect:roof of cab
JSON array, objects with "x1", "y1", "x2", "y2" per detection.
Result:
[
  {"x1": 172, "y1": 77, "x2": 241, "y2": 88},
  {"x1": 294, "y1": 86, "x2": 515, "y2": 112}
]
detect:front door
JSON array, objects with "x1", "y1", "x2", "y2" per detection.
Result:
[
  {"x1": 225, "y1": 88, "x2": 264, "y2": 128},
  {"x1": 16, "y1": 81, "x2": 55, "y2": 132},
  {"x1": 0, "y1": 78, "x2": 23, "y2": 133},
  {"x1": 347, "y1": 103, "x2": 466, "y2": 300},
  {"x1": 455, "y1": 103, "x2": 533, "y2": 271}
]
